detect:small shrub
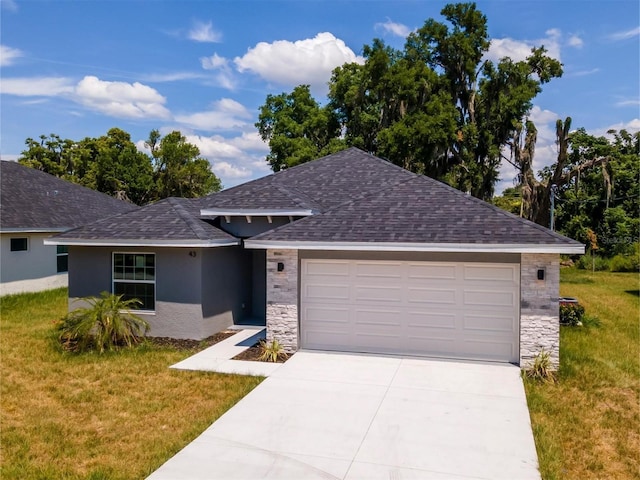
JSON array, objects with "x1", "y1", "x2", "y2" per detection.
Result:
[
  {"x1": 523, "y1": 350, "x2": 557, "y2": 383},
  {"x1": 57, "y1": 292, "x2": 149, "y2": 353},
  {"x1": 609, "y1": 253, "x2": 639, "y2": 272},
  {"x1": 560, "y1": 303, "x2": 585, "y2": 326},
  {"x1": 576, "y1": 253, "x2": 610, "y2": 271},
  {"x1": 258, "y1": 339, "x2": 287, "y2": 363}
]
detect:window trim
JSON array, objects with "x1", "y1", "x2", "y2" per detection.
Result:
[
  {"x1": 112, "y1": 252, "x2": 156, "y2": 313},
  {"x1": 56, "y1": 245, "x2": 69, "y2": 273},
  {"x1": 10, "y1": 237, "x2": 28, "y2": 252}
]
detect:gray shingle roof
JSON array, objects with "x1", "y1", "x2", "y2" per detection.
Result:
[
  {"x1": 200, "y1": 148, "x2": 415, "y2": 213},
  {"x1": 53, "y1": 197, "x2": 237, "y2": 244},
  {"x1": 1, "y1": 160, "x2": 137, "y2": 231},
  {"x1": 251, "y1": 175, "x2": 583, "y2": 247}
]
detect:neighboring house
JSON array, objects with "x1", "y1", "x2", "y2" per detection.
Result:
[
  {"x1": 47, "y1": 148, "x2": 584, "y2": 367},
  {"x1": 0, "y1": 160, "x2": 138, "y2": 296}
]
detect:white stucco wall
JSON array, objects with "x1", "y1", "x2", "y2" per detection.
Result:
[{"x1": 0, "y1": 232, "x2": 67, "y2": 295}]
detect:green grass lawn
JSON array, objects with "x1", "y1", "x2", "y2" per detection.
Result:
[
  {"x1": 524, "y1": 269, "x2": 640, "y2": 480},
  {"x1": 0, "y1": 288, "x2": 263, "y2": 480}
]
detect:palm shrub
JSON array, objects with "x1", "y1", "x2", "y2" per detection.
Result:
[
  {"x1": 57, "y1": 292, "x2": 150, "y2": 353},
  {"x1": 523, "y1": 349, "x2": 557, "y2": 383},
  {"x1": 258, "y1": 339, "x2": 287, "y2": 362}
]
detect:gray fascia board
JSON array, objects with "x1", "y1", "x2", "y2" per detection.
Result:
[
  {"x1": 244, "y1": 240, "x2": 586, "y2": 254},
  {"x1": 43, "y1": 238, "x2": 240, "y2": 247},
  {"x1": 1, "y1": 228, "x2": 69, "y2": 234},
  {"x1": 200, "y1": 208, "x2": 314, "y2": 217}
]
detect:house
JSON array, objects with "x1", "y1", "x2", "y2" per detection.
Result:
[
  {"x1": 46, "y1": 148, "x2": 584, "y2": 367},
  {"x1": 0, "y1": 160, "x2": 138, "y2": 295}
]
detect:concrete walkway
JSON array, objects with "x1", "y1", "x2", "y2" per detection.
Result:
[
  {"x1": 150, "y1": 351, "x2": 540, "y2": 480},
  {"x1": 170, "y1": 327, "x2": 282, "y2": 377}
]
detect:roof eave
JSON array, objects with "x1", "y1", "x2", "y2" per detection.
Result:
[
  {"x1": 200, "y1": 208, "x2": 314, "y2": 217},
  {"x1": 244, "y1": 240, "x2": 586, "y2": 254},
  {"x1": 43, "y1": 238, "x2": 240, "y2": 248},
  {"x1": 1, "y1": 228, "x2": 69, "y2": 234}
]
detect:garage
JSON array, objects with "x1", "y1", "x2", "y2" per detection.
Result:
[{"x1": 300, "y1": 258, "x2": 520, "y2": 363}]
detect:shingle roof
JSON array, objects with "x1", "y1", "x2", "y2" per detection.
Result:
[
  {"x1": 200, "y1": 148, "x2": 415, "y2": 213},
  {"x1": 1, "y1": 160, "x2": 137, "y2": 231},
  {"x1": 250, "y1": 175, "x2": 583, "y2": 247},
  {"x1": 52, "y1": 197, "x2": 237, "y2": 245}
]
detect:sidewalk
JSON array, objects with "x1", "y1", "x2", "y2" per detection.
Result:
[{"x1": 170, "y1": 327, "x2": 283, "y2": 377}]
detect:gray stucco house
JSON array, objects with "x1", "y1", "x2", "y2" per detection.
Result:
[
  {"x1": 47, "y1": 148, "x2": 584, "y2": 367},
  {"x1": 0, "y1": 160, "x2": 137, "y2": 296}
]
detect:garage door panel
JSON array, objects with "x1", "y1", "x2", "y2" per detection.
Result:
[
  {"x1": 407, "y1": 287, "x2": 457, "y2": 304},
  {"x1": 304, "y1": 306, "x2": 349, "y2": 323},
  {"x1": 354, "y1": 309, "x2": 402, "y2": 327},
  {"x1": 406, "y1": 311, "x2": 457, "y2": 329},
  {"x1": 305, "y1": 284, "x2": 350, "y2": 301},
  {"x1": 355, "y1": 262, "x2": 403, "y2": 278},
  {"x1": 355, "y1": 286, "x2": 402, "y2": 302},
  {"x1": 464, "y1": 265, "x2": 517, "y2": 282},
  {"x1": 304, "y1": 260, "x2": 349, "y2": 276},
  {"x1": 463, "y1": 314, "x2": 515, "y2": 332},
  {"x1": 301, "y1": 260, "x2": 519, "y2": 363},
  {"x1": 464, "y1": 290, "x2": 516, "y2": 307},
  {"x1": 407, "y1": 263, "x2": 457, "y2": 280}
]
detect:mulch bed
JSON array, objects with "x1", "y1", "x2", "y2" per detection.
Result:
[
  {"x1": 232, "y1": 342, "x2": 290, "y2": 363},
  {"x1": 147, "y1": 330, "x2": 237, "y2": 351}
]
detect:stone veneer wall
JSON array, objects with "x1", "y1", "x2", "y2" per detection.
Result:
[
  {"x1": 520, "y1": 253, "x2": 560, "y2": 368},
  {"x1": 266, "y1": 249, "x2": 299, "y2": 353}
]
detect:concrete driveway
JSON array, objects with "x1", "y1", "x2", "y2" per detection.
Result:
[{"x1": 148, "y1": 351, "x2": 540, "y2": 480}]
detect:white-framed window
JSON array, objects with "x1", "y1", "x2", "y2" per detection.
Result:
[
  {"x1": 112, "y1": 252, "x2": 155, "y2": 311},
  {"x1": 56, "y1": 245, "x2": 69, "y2": 273},
  {"x1": 10, "y1": 237, "x2": 28, "y2": 251}
]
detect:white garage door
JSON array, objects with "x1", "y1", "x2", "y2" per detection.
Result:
[{"x1": 300, "y1": 259, "x2": 520, "y2": 363}]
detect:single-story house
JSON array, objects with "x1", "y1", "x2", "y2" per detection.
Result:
[
  {"x1": 47, "y1": 148, "x2": 584, "y2": 367},
  {"x1": 0, "y1": 160, "x2": 137, "y2": 296}
]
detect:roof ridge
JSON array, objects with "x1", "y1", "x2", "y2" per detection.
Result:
[{"x1": 271, "y1": 182, "x2": 322, "y2": 212}]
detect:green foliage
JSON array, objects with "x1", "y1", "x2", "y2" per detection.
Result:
[
  {"x1": 256, "y1": 2, "x2": 562, "y2": 199},
  {"x1": 258, "y1": 339, "x2": 287, "y2": 363},
  {"x1": 609, "y1": 245, "x2": 640, "y2": 272},
  {"x1": 575, "y1": 253, "x2": 611, "y2": 271},
  {"x1": 19, "y1": 128, "x2": 222, "y2": 205},
  {"x1": 523, "y1": 350, "x2": 557, "y2": 383},
  {"x1": 492, "y1": 187, "x2": 522, "y2": 215},
  {"x1": 559, "y1": 303, "x2": 585, "y2": 326},
  {"x1": 56, "y1": 292, "x2": 149, "y2": 353}
]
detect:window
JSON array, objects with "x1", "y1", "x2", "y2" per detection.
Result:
[
  {"x1": 112, "y1": 253, "x2": 155, "y2": 311},
  {"x1": 56, "y1": 245, "x2": 69, "y2": 273},
  {"x1": 10, "y1": 238, "x2": 28, "y2": 251}
]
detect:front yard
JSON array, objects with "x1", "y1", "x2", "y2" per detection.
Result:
[
  {"x1": 2, "y1": 269, "x2": 638, "y2": 480},
  {"x1": 0, "y1": 288, "x2": 263, "y2": 480},
  {"x1": 525, "y1": 269, "x2": 640, "y2": 480}
]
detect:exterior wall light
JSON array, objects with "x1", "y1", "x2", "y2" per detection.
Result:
[
  {"x1": 537, "y1": 268, "x2": 545, "y2": 280},
  {"x1": 189, "y1": 251, "x2": 197, "y2": 257},
  {"x1": 277, "y1": 262, "x2": 285, "y2": 272}
]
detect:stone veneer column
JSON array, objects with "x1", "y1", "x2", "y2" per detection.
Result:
[
  {"x1": 520, "y1": 253, "x2": 560, "y2": 368},
  {"x1": 266, "y1": 249, "x2": 299, "y2": 353}
]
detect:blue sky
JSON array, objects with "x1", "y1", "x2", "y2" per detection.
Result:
[{"x1": 1, "y1": 0, "x2": 638, "y2": 193}]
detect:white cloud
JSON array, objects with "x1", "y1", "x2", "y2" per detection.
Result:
[
  {"x1": 375, "y1": 19, "x2": 412, "y2": 38},
  {"x1": 200, "y1": 53, "x2": 236, "y2": 89},
  {"x1": 595, "y1": 118, "x2": 640, "y2": 136},
  {"x1": 188, "y1": 21, "x2": 222, "y2": 43},
  {"x1": 74, "y1": 76, "x2": 170, "y2": 119},
  {"x1": 0, "y1": 76, "x2": 74, "y2": 96},
  {"x1": 175, "y1": 98, "x2": 251, "y2": 131},
  {"x1": 567, "y1": 35, "x2": 583, "y2": 48},
  {"x1": 142, "y1": 72, "x2": 205, "y2": 82},
  {"x1": 201, "y1": 53, "x2": 228, "y2": 70},
  {"x1": 0, "y1": 44, "x2": 24, "y2": 66},
  {"x1": 567, "y1": 68, "x2": 599, "y2": 77},
  {"x1": 234, "y1": 32, "x2": 364, "y2": 93},
  {"x1": 615, "y1": 99, "x2": 640, "y2": 107},
  {"x1": 608, "y1": 26, "x2": 640, "y2": 41},
  {"x1": 487, "y1": 29, "x2": 564, "y2": 63}
]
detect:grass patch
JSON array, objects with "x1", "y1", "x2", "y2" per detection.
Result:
[
  {"x1": 524, "y1": 269, "x2": 640, "y2": 480},
  {"x1": 0, "y1": 288, "x2": 263, "y2": 479}
]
